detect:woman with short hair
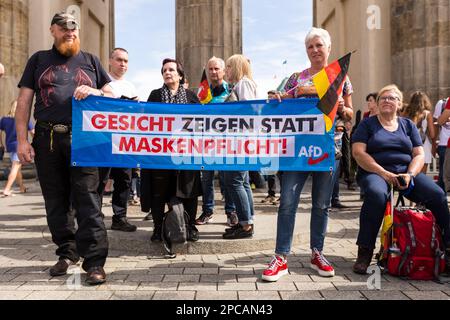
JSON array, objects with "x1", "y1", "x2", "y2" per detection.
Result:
[
  {"x1": 352, "y1": 84, "x2": 450, "y2": 275},
  {"x1": 262, "y1": 27, "x2": 353, "y2": 282}
]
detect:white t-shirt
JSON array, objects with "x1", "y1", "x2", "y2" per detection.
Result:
[
  {"x1": 233, "y1": 76, "x2": 257, "y2": 101},
  {"x1": 108, "y1": 74, "x2": 138, "y2": 99},
  {"x1": 433, "y1": 99, "x2": 450, "y2": 146},
  {"x1": 420, "y1": 111, "x2": 432, "y2": 164}
]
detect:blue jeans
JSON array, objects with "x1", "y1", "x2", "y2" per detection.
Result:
[
  {"x1": 223, "y1": 171, "x2": 254, "y2": 225},
  {"x1": 438, "y1": 146, "x2": 447, "y2": 192},
  {"x1": 357, "y1": 173, "x2": 450, "y2": 249},
  {"x1": 201, "y1": 171, "x2": 236, "y2": 214},
  {"x1": 275, "y1": 171, "x2": 333, "y2": 255},
  {"x1": 331, "y1": 160, "x2": 341, "y2": 203}
]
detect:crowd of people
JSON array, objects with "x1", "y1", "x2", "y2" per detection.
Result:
[{"x1": 2, "y1": 11, "x2": 450, "y2": 285}]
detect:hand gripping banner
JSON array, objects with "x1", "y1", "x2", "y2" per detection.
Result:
[{"x1": 72, "y1": 96, "x2": 335, "y2": 172}]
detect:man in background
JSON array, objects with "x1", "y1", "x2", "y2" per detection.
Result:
[
  {"x1": 98, "y1": 48, "x2": 138, "y2": 232},
  {"x1": 195, "y1": 57, "x2": 237, "y2": 227}
]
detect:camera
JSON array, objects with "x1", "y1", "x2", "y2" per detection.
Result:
[{"x1": 397, "y1": 176, "x2": 407, "y2": 187}]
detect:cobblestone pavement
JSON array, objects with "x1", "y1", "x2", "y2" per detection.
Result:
[{"x1": 0, "y1": 179, "x2": 449, "y2": 301}]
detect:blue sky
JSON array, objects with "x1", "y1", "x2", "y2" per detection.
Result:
[{"x1": 115, "y1": 0, "x2": 313, "y2": 99}]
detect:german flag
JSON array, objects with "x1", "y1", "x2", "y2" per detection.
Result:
[
  {"x1": 380, "y1": 199, "x2": 393, "y2": 247},
  {"x1": 197, "y1": 69, "x2": 212, "y2": 104},
  {"x1": 312, "y1": 52, "x2": 352, "y2": 132}
]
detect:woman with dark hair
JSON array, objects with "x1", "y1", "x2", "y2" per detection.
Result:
[
  {"x1": 363, "y1": 93, "x2": 378, "y2": 119},
  {"x1": 401, "y1": 91, "x2": 435, "y2": 173},
  {"x1": 140, "y1": 58, "x2": 202, "y2": 242}
]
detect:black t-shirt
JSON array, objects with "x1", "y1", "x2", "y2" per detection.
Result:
[{"x1": 18, "y1": 46, "x2": 110, "y2": 124}]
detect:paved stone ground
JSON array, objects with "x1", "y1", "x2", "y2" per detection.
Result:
[{"x1": 0, "y1": 178, "x2": 449, "y2": 301}]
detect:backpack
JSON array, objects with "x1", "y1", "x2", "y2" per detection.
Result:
[
  {"x1": 378, "y1": 195, "x2": 446, "y2": 280},
  {"x1": 439, "y1": 98, "x2": 449, "y2": 116},
  {"x1": 161, "y1": 197, "x2": 190, "y2": 258}
]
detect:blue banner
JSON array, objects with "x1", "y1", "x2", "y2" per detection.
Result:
[{"x1": 72, "y1": 96, "x2": 335, "y2": 172}]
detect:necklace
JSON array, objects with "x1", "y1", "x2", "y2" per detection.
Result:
[{"x1": 378, "y1": 116, "x2": 398, "y2": 131}]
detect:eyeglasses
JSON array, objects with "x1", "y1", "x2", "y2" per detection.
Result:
[{"x1": 379, "y1": 96, "x2": 400, "y2": 103}]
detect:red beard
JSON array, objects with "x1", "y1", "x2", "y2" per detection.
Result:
[{"x1": 56, "y1": 38, "x2": 81, "y2": 57}]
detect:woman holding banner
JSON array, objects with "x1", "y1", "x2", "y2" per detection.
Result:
[
  {"x1": 141, "y1": 58, "x2": 202, "y2": 243},
  {"x1": 262, "y1": 27, "x2": 353, "y2": 282},
  {"x1": 221, "y1": 54, "x2": 257, "y2": 240}
]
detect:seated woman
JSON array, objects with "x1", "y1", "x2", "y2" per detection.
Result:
[{"x1": 352, "y1": 84, "x2": 450, "y2": 275}]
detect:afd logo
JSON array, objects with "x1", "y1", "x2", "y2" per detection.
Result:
[{"x1": 299, "y1": 146, "x2": 329, "y2": 165}]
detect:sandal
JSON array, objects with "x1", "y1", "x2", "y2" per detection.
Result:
[{"x1": 2, "y1": 192, "x2": 15, "y2": 197}]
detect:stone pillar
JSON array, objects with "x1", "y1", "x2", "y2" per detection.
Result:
[
  {"x1": 0, "y1": 0, "x2": 29, "y2": 117},
  {"x1": 391, "y1": 0, "x2": 450, "y2": 104},
  {"x1": 176, "y1": 0, "x2": 242, "y2": 89}
]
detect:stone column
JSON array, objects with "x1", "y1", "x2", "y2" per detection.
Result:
[
  {"x1": 0, "y1": 0, "x2": 29, "y2": 117},
  {"x1": 176, "y1": 0, "x2": 242, "y2": 89},
  {"x1": 391, "y1": 0, "x2": 450, "y2": 104}
]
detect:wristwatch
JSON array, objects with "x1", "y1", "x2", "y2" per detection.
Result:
[
  {"x1": 99, "y1": 89, "x2": 105, "y2": 97},
  {"x1": 407, "y1": 171, "x2": 415, "y2": 178}
]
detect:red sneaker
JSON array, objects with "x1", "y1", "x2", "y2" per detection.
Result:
[
  {"x1": 261, "y1": 256, "x2": 288, "y2": 282},
  {"x1": 310, "y1": 248, "x2": 335, "y2": 277}
]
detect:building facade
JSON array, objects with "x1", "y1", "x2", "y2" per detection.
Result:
[
  {"x1": 0, "y1": 0, "x2": 115, "y2": 117},
  {"x1": 176, "y1": 0, "x2": 242, "y2": 88},
  {"x1": 314, "y1": 0, "x2": 450, "y2": 113}
]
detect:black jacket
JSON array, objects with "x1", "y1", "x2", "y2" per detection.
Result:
[{"x1": 140, "y1": 87, "x2": 202, "y2": 213}]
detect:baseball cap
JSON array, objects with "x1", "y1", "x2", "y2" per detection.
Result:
[{"x1": 51, "y1": 12, "x2": 80, "y2": 30}]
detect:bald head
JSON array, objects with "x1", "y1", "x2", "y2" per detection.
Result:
[{"x1": 0, "y1": 63, "x2": 4, "y2": 78}]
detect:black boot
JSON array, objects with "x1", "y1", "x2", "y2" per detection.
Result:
[
  {"x1": 111, "y1": 216, "x2": 137, "y2": 232},
  {"x1": 187, "y1": 225, "x2": 199, "y2": 242},
  {"x1": 353, "y1": 246, "x2": 374, "y2": 274},
  {"x1": 443, "y1": 248, "x2": 450, "y2": 277},
  {"x1": 151, "y1": 225, "x2": 162, "y2": 242}
]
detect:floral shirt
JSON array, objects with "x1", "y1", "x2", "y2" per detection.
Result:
[
  {"x1": 283, "y1": 68, "x2": 353, "y2": 98},
  {"x1": 284, "y1": 68, "x2": 353, "y2": 157}
]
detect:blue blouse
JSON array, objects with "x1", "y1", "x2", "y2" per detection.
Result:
[{"x1": 352, "y1": 116, "x2": 422, "y2": 174}]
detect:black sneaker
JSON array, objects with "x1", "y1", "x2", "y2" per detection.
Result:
[
  {"x1": 224, "y1": 224, "x2": 241, "y2": 233},
  {"x1": 261, "y1": 195, "x2": 277, "y2": 204},
  {"x1": 143, "y1": 212, "x2": 152, "y2": 221},
  {"x1": 195, "y1": 212, "x2": 213, "y2": 225},
  {"x1": 226, "y1": 212, "x2": 239, "y2": 227},
  {"x1": 331, "y1": 201, "x2": 347, "y2": 209},
  {"x1": 111, "y1": 217, "x2": 137, "y2": 232},
  {"x1": 187, "y1": 226, "x2": 199, "y2": 242},
  {"x1": 151, "y1": 227, "x2": 162, "y2": 242},
  {"x1": 223, "y1": 225, "x2": 254, "y2": 239}
]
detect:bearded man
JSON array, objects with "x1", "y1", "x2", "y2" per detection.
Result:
[{"x1": 15, "y1": 12, "x2": 114, "y2": 285}]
